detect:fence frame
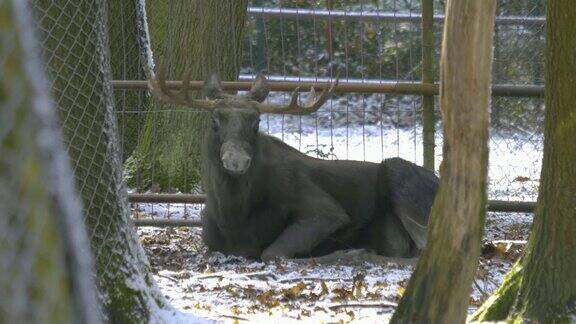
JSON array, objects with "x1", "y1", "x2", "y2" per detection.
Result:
[
  {"x1": 129, "y1": 193, "x2": 535, "y2": 227},
  {"x1": 120, "y1": 4, "x2": 544, "y2": 216}
]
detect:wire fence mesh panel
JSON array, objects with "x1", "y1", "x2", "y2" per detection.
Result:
[
  {"x1": 111, "y1": 0, "x2": 544, "y2": 221},
  {"x1": 107, "y1": 0, "x2": 149, "y2": 162},
  {"x1": 488, "y1": 0, "x2": 545, "y2": 202},
  {"x1": 0, "y1": 1, "x2": 99, "y2": 323},
  {"x1": 30, "y1": 0, "x2": 167, "y2": 321}
]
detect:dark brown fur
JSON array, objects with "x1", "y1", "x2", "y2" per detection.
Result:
[
  {"x1": 201, "y1": 111, "x2": 438, "y2": 260},
  {"x1": 199, "y1": 75, "x2": 438, "y2": 261}
]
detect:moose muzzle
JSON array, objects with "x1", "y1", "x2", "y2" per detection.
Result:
[{"x1": 220, "y1": 141, "x2": 252, "y2": 174}]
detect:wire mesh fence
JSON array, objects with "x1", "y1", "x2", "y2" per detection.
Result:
[
  {"x1": 32, "y1": 0, "x2": 126, "y2": 272},
  {"x1": 0, "y1": 1, "x2": 99, "y2": 322},
  {"x1": 110, "y1": 0, "x2": 544, "y2": 223},
  {"x1": 30, "y1": 0, "x2": 163, "y2": 320},
  {"x1": 0, "y1": 0, "x2": 545, "y2": 319}
]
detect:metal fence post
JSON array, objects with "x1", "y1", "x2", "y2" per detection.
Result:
[
  {"x1": 422, "y1": 0, "x2": 435, "y2": 171},
  {"x1": 254, "y1": 0, "x2": 266, "y2": 72}
]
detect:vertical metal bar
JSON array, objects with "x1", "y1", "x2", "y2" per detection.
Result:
[
  {"x1": 254, "y1": 0, "x2": 266, "y2": 72},
  {"x1": 326, "y1": 0, "x2": 334, "y2": 63},
  {"x1": 421, "y1": 0, "x2": 435, "y2": 171}
]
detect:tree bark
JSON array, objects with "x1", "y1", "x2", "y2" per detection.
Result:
[
  {"x1": 391, "y1": 1, "x2": 496, "y2": 323},
  {"x1": 473, "y1": 1, "x2": 576, "y2": 321},
  {"x1": 31, "y1": 0, "x2": 168, "y2": 322},
  {"x1": 125, "y1": 0, "x2": 250, "y2": 192},
  {"x1": 1, "y1": 1, "x2": 99, "y2": 323}
]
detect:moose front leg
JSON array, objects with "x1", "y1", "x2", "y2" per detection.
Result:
[{"x1": 261, "y1": 194, "x2": 350, "y2": 261}]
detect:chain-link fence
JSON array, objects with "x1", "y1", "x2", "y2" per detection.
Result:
[
  {"x1": 0, "y1": 1, "x2": 99, "y2": 323},
  {"x1": 0, "y1": 0, "x2": 545, "y2": 320},
  {"x1": 28, "y1": 0, "x2": 165, "y2": 321},
  {"x1": 114, "y1": 0, "x2": 544, "y2": 224}
]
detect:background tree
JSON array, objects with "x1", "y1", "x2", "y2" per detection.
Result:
[
  {"x1": 125, "y1": 0, "x2": 250, "y2": 192},
  {"x1": 107, "y1": 0, "x2": 148, "y2": 160},
  {"x1": 391, "y1": 1, "x2": 496, "y2": 323},
  {"x1": 472, "y1": 0, "x2": 576, "y2": 321},
  {"x1": 31, "y1": 0, "x2": 176, "y2": 321},
  {"x1": 0, "y1": 1, "x2": 99, "y2": 323}
]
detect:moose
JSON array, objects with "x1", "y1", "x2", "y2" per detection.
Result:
[{"x1": 147, "y1": 70, "x2": 439, "y2": 261}]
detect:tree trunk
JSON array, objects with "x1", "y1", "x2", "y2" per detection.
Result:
[
  {"x1": 125, "y1": 0, "x2": 250, "y2": 192},
  {"x1": 31, "y1": 0, "x2": 168, "y2": 322},
  {"x1": 107, "y1": 0, "x2": 148, "y2": 161},
  {"x1": 391, "y1": 1, "x2": 496, "y2": 323},
  {"x1": 0, "y1": 1, "x2": 99, "y2": 323},
  {"x1": 473, "y1": 1, "x2": 576, "y2": 321}
]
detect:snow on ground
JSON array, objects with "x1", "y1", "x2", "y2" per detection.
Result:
[
  {"x1": 133, "y1": 124, "x2": 539, "y2": 323},
  {"x1": 138, "y1": 225, "x2": 523, "y2": 323}
]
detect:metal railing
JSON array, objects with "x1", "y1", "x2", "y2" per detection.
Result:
[
  {"x1": 120, "y1": 0, "x2": 544, "y2": 220},
  {"x1": 111, "y1": 78, "x2": 544, "y2": 97},
  {"x1": 129, "y1": 193, "x2": 536, "y2": 227},
  {"x1": 246, "y1": 7, "x2": 545, "y2": 26}
]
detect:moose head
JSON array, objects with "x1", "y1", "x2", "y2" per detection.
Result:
[{"x1": 147, "y1": 68, "x2": 338, "y2": 175}]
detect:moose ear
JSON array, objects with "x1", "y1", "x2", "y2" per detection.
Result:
[
  {"x1": 203, "y1": 72, "x2": 223, "y2": 99},
  {"x1": 246, "y1": 73, "x2": 270, "y2": 103}
]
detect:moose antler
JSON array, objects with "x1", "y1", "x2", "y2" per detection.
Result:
[
  {"x1": 146, "y1": 65, "x2": 338, "y2": 114},
  {"x1": 251, "y1": 77, "x2": 339, "y2": 115},
  {"x1": 147, "y1": 64, "x2": 218, "y2": 110}
]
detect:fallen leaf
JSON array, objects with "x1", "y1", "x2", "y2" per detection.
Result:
[
  {"x1": 514, "y1": 176, "x2": 530, "y2": 182},
  {"x1": 320, "y1": 281, "x2": 330, "y2": 296},
  {"x1": 256, "y1": 289, "x2": 279, "y2": 308},
  {"x1": 283, "y1": 282, "x2": 307, "y2": 299},
  {"x1": 230, "y1": 305, "x2": 241, "y2": 315},
  {"x1": 332, "y1": 287, "x2": 353, "y2": 301},
  {"x1": 347, "y1": 310, "x2": 356, "y2": 320}
]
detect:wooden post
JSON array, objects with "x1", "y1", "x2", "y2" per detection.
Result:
[{"x1": 391, "y1": 0, "x2": 497, "y2": 322}]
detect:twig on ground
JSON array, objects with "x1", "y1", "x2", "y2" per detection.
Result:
[
  {"x1": 327, "y1": 301, "x2": 398, "y2": 310},
  {"x1": 155, "y1": 273, "x2": 179, "y2": 283},
  {"x1": 195, "y1": 271, "x2": 277, "y2": 281},
  {"x1": 278, "y1": 276, "x2": 351, "y2": 283},
  {"x1": 219, "y1": 314, "x2": 249, "y2": 321},
  {"x1": 473, "y1": 278, "x2": 487, "y2": 299}
]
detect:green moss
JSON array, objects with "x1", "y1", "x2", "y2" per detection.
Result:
[{"x1": 470, "y1": 261, "x2": 523, "y2": 322}]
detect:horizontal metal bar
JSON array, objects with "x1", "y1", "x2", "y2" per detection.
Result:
[
  {"x1": 112, "y1": 79, "x2": 436, "y2": 95},
  {"x1": 491, "y1": 84, "x2": 544, "y2": 97},
  {"x1": 487, "y1": 200, "x2": 536, "y2": 213},
  {"x1": 131, "y1": 198, "x2": 535, "y2": 228},
  {"x1": 128, "y1": 193, "x2": 535, "y2": 217},
  {"x1": 111, "y1": 78, "x2": 543, "y2": 98},
  {"x1": 128, "y1": 193, "x2": 206, "y2": 204},
  {"x1": 132, "y1": 218, "x2": 202, "y2": 227},
  {"x1": 247, "y1": 7, "x2": 545, "y2": 26}
]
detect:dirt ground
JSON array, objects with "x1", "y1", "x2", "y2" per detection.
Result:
[{"x1": 136, "y1": 210, "x2": 531, "y2": 323}]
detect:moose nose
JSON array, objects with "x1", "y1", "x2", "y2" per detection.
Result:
[{"x1": 221, "y1": 142, "x2": 252, "y2": 174}]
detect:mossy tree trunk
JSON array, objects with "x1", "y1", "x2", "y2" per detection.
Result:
[
  {"x1": 125, "y1": 0, "x2": 249, "y2": 192},
  {"x1": 1, "y1": 1, "x2": 99, "y2": 323},
  {"x1": 390, "y1": 1, "x2": 496, "y2": 323},
  {"x1": 472, "y1": 1, "x2": 576, "y2": 322},
  {"x1": 32, "y1": 0, "x2": 168, "y2": 322}
]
